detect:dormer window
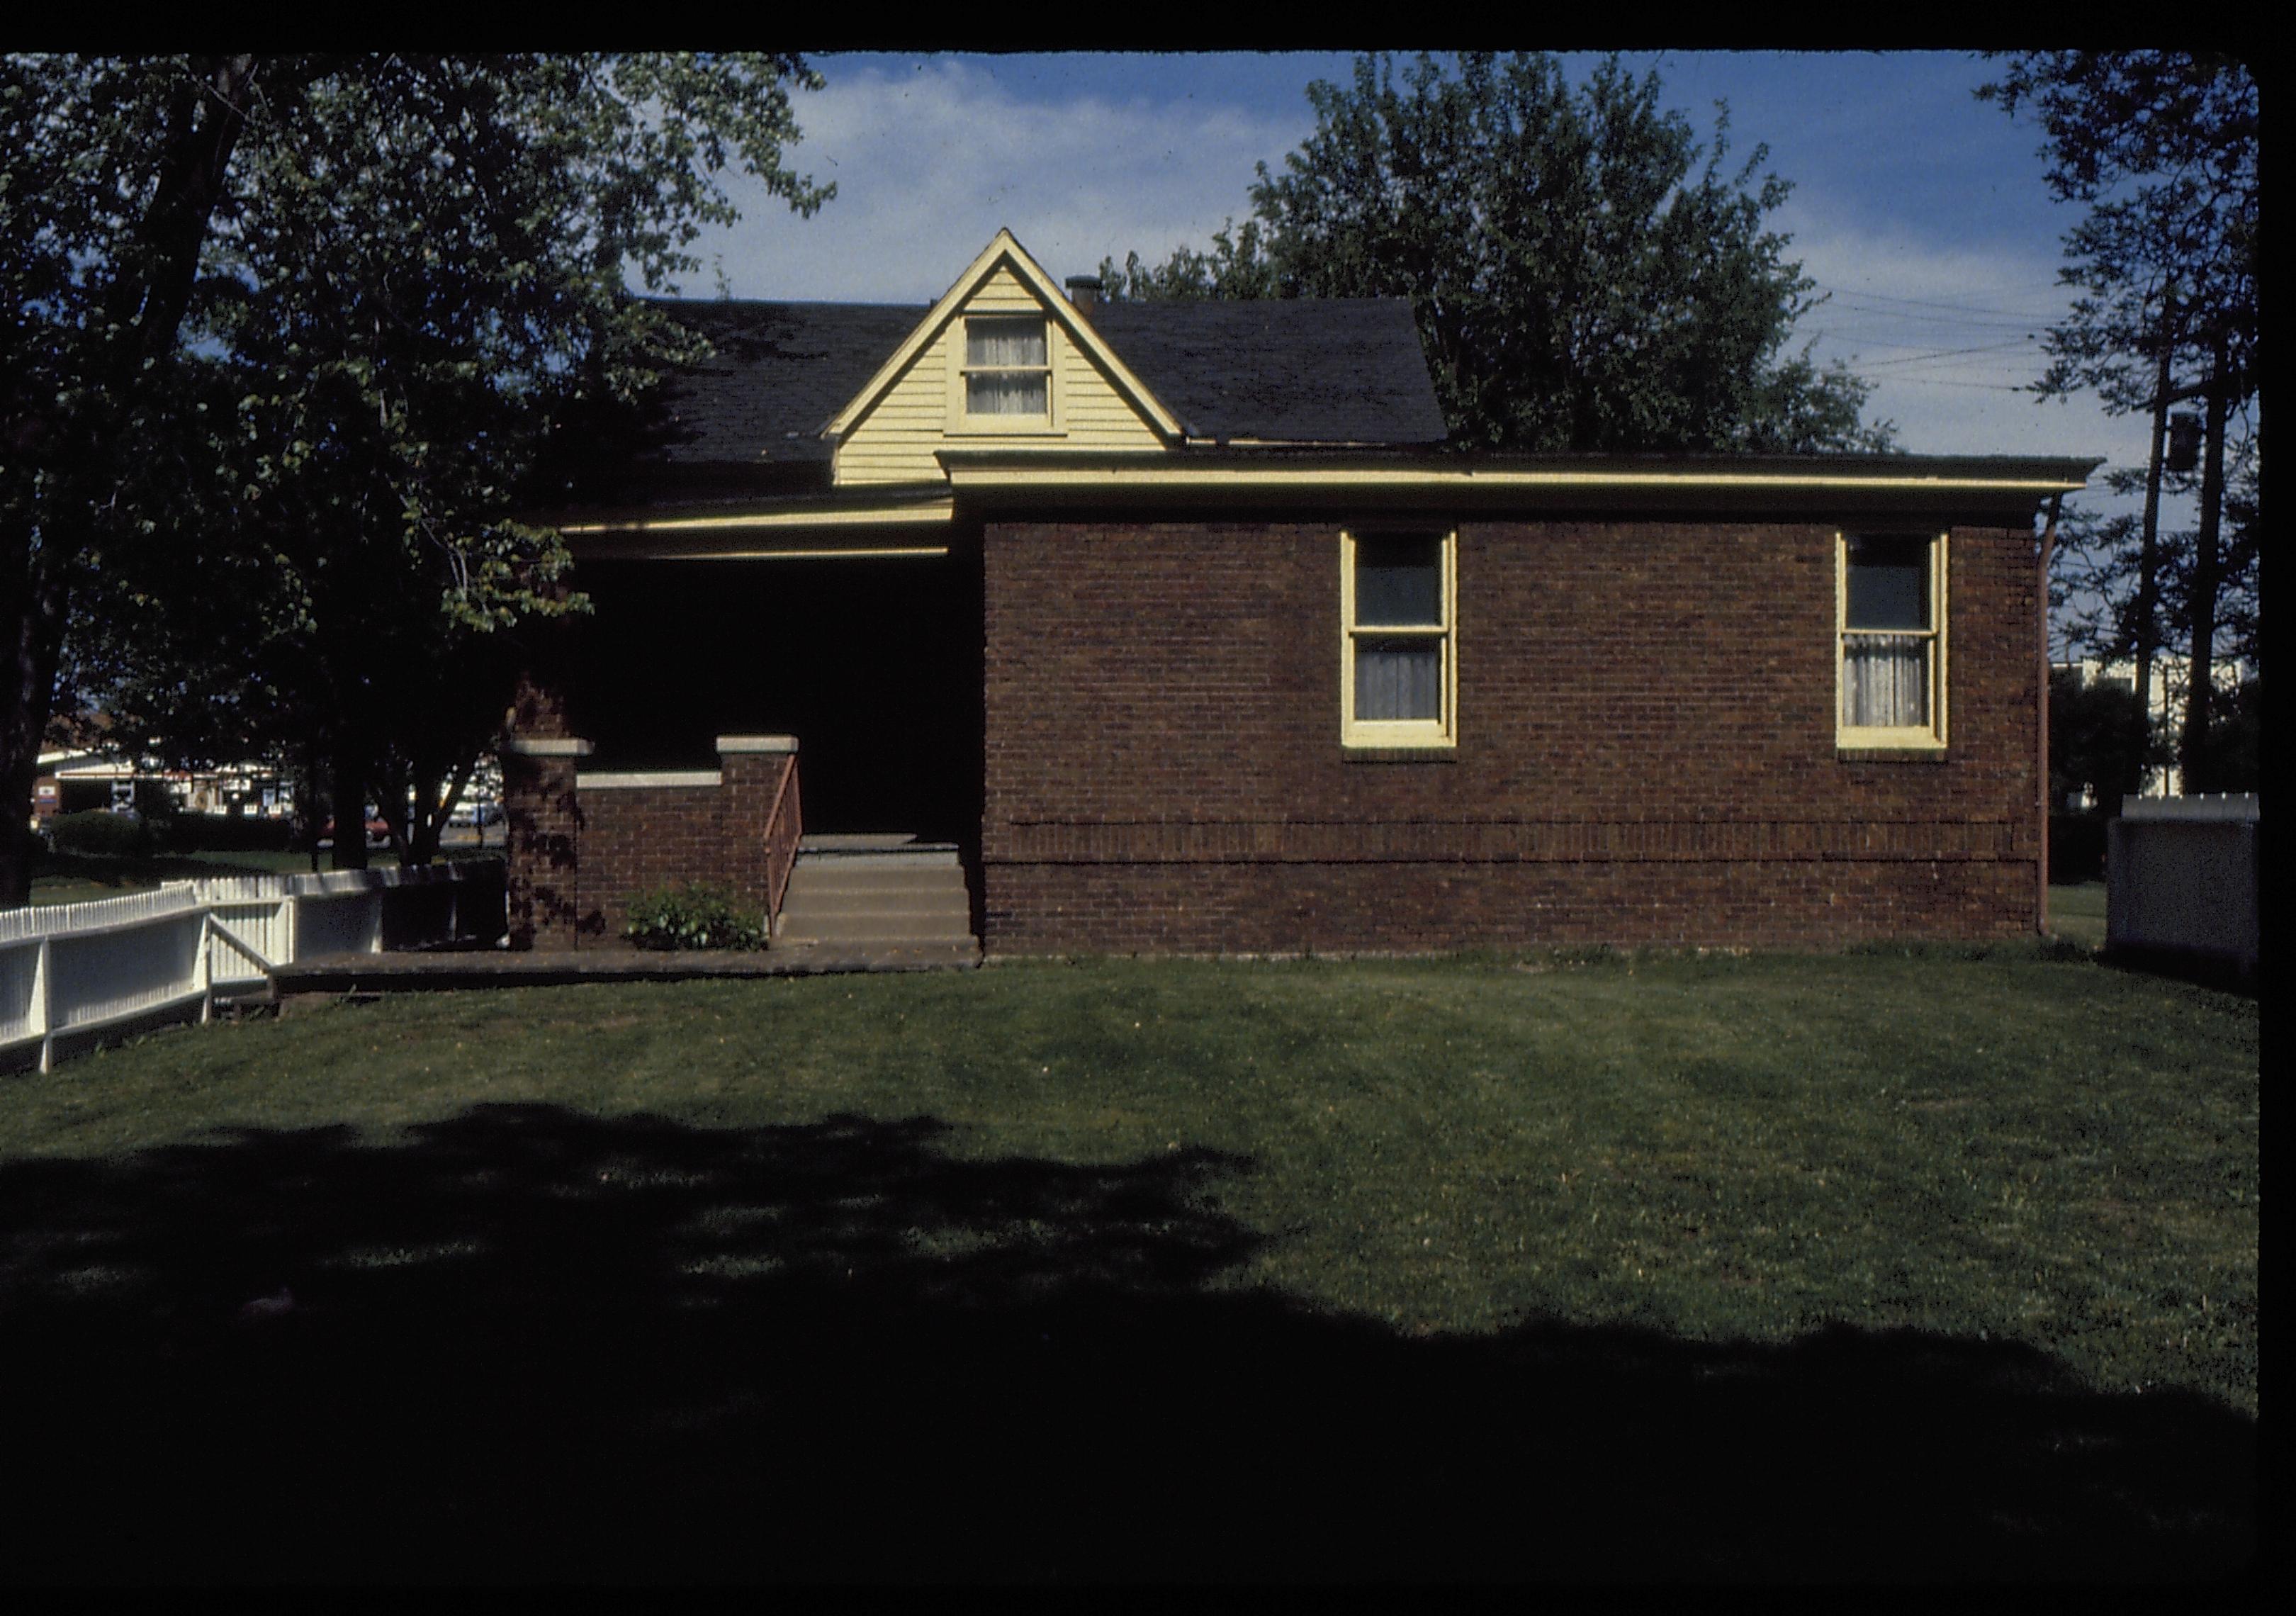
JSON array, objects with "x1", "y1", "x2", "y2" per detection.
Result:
[{"x1": 962, "y1": 315, "x2": 1050, "y2": 419}]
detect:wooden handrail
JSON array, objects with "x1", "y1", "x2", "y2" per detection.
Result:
[{"x1": 762, "y1": 753, "x2": 801, "y2": 941}]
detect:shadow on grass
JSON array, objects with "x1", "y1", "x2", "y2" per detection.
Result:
[{"x1": 0, "y1": 1106, "x2": 2254, "y2": 1583}]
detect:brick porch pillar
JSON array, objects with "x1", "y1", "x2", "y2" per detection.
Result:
[
  {"x1": 718, "y1": 735, "x2": 799, "y2": 923},
  {"x1": 502, "y1": 736, "x2": 592, "y2": 950}
]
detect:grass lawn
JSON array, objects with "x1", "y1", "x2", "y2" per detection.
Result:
[
  {"x1": 2050, "y1": 880, "x2": 2110, "y2": 950},
  {"x1": 0, "y1": 947, "x2": 2256, "y2": 1580}
]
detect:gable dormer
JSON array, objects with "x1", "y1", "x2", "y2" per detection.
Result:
[{"x1": 822, "y1": 230, "x2": 1181, "y2": 486}]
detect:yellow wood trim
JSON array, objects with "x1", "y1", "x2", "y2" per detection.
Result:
[
  {"x1": 1835, "y1": 529, "x2": 1949, "y2": 750},
  {"x1": 820, "y1": 228, "x2": 1183, "y2": 441},
  {"x1": 945, "y1": 310, "x2": 1064, "y2": 435},
  {"x1": 945, "y1": 466, "x2": 2090, "y2": 495},
  {"x1": 688, "y1": 545, "x2": 950, "y2": 562},
  {"x1": 559, "y1": 500, "x2": 955, "y2": 535},
  {"x1": 1339, "y1": 527, "x2": 1458, "y2": 750}
]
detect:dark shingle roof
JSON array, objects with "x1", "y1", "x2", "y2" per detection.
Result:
[
  {"x1": 1087, "y1": 298, "x2": 1448, "y2": 444},
  {"x1": 647, "y1": 293, "x2": 1448, "y2": 468},
  {"x1": 651, "y1": 300, "x2": 928, "y2": 466}
]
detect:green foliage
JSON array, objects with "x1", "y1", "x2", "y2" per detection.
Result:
[
  {"x1": 622, "y1": 882, "x2": 767, "y2": 951},
  {"x1": 3, "y1": 54, "x2": 832, "y2": 894},
  {"x1": 1980, "y1": 54, "x2": 2258, "y2": 789},
  {"x1": 47, "y1": 810, "x2": 156, "y2": 859},
  {"x1": 2047, "y1": 670, "x2": 2168, "y2": 809},
  {"x1": 1100, "y1": 53, "x2": 1892, "y2": 454},
  {"x1": 1976, "y1": 52, "x2": 2256, "y2": 416},
  {"x1": 2050, "y1": 446, "x2": 2259, "y2": 686}
]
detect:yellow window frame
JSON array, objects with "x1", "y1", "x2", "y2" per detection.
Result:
[
  {"x1": 949, "y1": 312, "x2": 1059, "y2": 434},
  {"x1": 1340, "y1": 527, "x2": 1458, "y2": 749},
  {"x1": 1836, "y1": 529, "x2": 1948, "y2": 750}
]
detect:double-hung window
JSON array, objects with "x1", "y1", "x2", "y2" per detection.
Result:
[
  {"x1": 960, "y1": 315, "x2": 1052, "y2": 422},
  {"x1": 1838, "y1": 531, "x2": 1947, "y2": 748},
  {"x1": 1341, "y1": 529, "x2": 1456, "y2": 748}
]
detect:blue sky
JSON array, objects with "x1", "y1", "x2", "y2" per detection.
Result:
[{"x1": 688, "y1": 51, "x2": 2162, "y2": 554}]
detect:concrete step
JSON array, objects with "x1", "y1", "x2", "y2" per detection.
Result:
[
  {"x1": 799, "y1": 834, "x2": 955, "y2": 854},
  {"x1": 782, "y1": 865, "x2": 970, "y2": 896},
  {"x1": 778, "y1": 908, "x2": 974, "y2": 938},
  {"x1": 792, "y1": 848, "x2": 962, "y2": 872},
  {"x1": 775, "y1": 841, "x2": 978, "y2": 952}
]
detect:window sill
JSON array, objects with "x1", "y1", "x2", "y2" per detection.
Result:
[
  {"x1": 946, "y1": 420, "x2": 1065, "y2": 437},
  {"x1": 1342, "y1": 746, "x2": 1459, "y2": 765},
  {"x1": 1837, "y1": 744, "x2": 1948, "y2": 764}
]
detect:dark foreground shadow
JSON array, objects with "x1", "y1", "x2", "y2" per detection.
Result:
[{"x1": 0, "y1": 1106, "x2": 2255, "y2": 1583}]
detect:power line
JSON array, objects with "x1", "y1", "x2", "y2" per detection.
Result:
[
  {"x1": 1814, "y1": 284, "x2": 2068, "y2": 320},
  {"x1": 1825, "y1": 303, "x2": 2048, "y2": 332},
  {"x1": 1871, "y1": 376, "x2": 2039, "y2": 391},
  {"x1": 1847, "y1": 339, "x2": 2044, "y2": 369},
  {"x1": 1804, "y1": 332, "x2": 2037, "y2": 354}
]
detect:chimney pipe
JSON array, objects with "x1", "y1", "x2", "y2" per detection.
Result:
[{"x1": 1064, "y1": 274, "x2": 1102, "y2": 313}]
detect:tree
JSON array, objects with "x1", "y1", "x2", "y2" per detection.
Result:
[
  {"x1": 1099, "y1": 53, "x2": 1893, "y2": 455},
  {"x1": 1977, "y1": 52, "x2": 2258, "y2": 792},
  {"x1": 2047, "y1": 668, "x2": 2169, "y2": 812},
  {"x1": 2, "y1": 54, "x2": 831, "y2": 895}
]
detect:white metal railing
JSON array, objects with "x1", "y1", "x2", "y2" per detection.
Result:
[
  {"x1": 2120, "y1": 792, "x2": 2259, "y2": 821},
  {"x1": 1, "y1": 862, "x2": 504, "y2": 1073}
]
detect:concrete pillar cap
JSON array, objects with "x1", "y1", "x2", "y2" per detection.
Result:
[
  {"x1": 716, "y1": 735, "x2": 799, "y2": 755},
  {"x1": 502, "y1": 736, "x2": 595, "y2": 757}
]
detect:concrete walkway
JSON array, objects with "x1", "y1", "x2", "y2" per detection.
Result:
[{"x1": 269, "y1": 938, "x2": 979, "y2": 1000}]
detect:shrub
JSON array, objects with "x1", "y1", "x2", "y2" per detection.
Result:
[
  {"x1": 47, "y1": 809, "x2": 154, "y2": 859},
  {"x1": 622, "y1": 882, "x2": 767, "y2": 951},
  {"x1": 166, "y1": 812, "x2": 299, "y2": 853}
]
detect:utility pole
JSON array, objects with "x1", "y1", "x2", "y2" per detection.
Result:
[
  {"x1": 2131, "y1": 315, "x2": 2173, "y2": 798},
  {"x1": 2179, "y1": 328, "x2": 2232, "y2": 795}
]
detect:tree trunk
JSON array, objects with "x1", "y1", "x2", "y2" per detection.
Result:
[
  {"x1": 1, "y1": 55, "x2": 262, "y2": 907},
  {"x1": 408, "y1": 756, "x2": 476, "y2": 868},
  {"x1": 0, "y1": 545, "x2": 73, "y2": 907},
  {"x1": 2130, "y1": 331, "x2": 2172, "y2": 795},
  {"x1": 330, "y1": 745, "x2": 370, "y2": 872},
  {"x1": 2178, "y1": 335, "x2": 2231, "y2": 795}
]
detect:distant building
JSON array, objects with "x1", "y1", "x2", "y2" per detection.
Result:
[
  {"x1": 2050, "y1": 654, "x2": 2251, "y2": 802},
  {"x1": 31, "y1": 750, "x2": 295, "y2": 824}
]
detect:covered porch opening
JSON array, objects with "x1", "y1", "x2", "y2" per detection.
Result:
[{"x1": 561, "y1": 544, "x2": 984, "y2": 851}]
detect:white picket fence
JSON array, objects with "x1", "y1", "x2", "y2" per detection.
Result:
[{"x1": 1, "y1": 862, "x2": 505, "y2": 1074}]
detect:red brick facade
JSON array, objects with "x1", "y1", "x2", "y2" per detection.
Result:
[
  {"x1": 979, "y1": 518, "x2": 2044, "y2": 954},
  {"x1": 502, "y1": 736, "x2": 797, "y2": 948}
]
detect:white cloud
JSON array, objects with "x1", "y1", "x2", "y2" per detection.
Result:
[
  {"x1": 685, "y1": 64, "x2": 2157, "y2": 532},
  {"x1": 694, "y1": 59, "x2": 1307, "y2": 304},
  {"x1": 1780, "y1": 202, "x2": 2146, "y2": 475}
]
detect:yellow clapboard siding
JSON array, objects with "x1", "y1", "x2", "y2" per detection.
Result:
[{"x1": 833, "y1": 277, "x2": 1168, "y2": 484}]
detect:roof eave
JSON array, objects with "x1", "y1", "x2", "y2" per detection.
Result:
[{"x1": 934, "y1": 449, "x2": 2100, "y2": 520}]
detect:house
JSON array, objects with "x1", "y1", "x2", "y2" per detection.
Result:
[{"x1": 504, "y1": 230, "x2": 2100, "y2": 956}]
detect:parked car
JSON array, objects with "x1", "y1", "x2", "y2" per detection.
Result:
[{"x1": 319, "y1": 813, "x2": 394, "y2": 846}]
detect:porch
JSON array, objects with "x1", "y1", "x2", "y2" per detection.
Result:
[{"x1": 500, "y1": 544, "x2": 984, "y2": 954}]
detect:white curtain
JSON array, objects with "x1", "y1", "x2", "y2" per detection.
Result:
[
  {"x1": 1356, "y1": 640, "x2": 1441, "y2": 722},
  {"x1": 966, "y1": 374, "x2": 1047, "y2": 415},
  {"x1": 967, "y1": 322, "x2": 1047, "y2": 366},
  {"x1": 1842, "y1": 634, "x2": 1929, "y2": 727}
]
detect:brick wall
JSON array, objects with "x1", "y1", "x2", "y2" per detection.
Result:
[
  {"x1": 981, "y1": 518, "x2": 2043, "y2": 954},
  {"x1": 504, "y1": 746, "x2": 583, "y2": 950},
  {"x1": 500, "y1": 739, "x2": 797, "y2": 948}
]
